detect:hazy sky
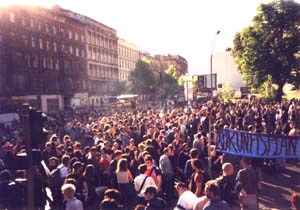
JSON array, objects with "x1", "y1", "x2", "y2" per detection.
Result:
[{"x1": 1, "y1": 0, "x2": 288, "y2": 75}]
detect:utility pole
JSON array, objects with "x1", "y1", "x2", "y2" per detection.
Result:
[
  {"x1": 20, "y1": 104, "x2": 35, "y2": 209},
  {"x1": 208, "y1": 30, "x2": 220, "y2": 179}
]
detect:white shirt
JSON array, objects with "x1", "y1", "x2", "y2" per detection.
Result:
[
  {"x1": 134, "y1": 174, "x2": 156, "y2": 197},
  {"x1": 174, "y1": 190, "x2": 197, "y2": 210}
]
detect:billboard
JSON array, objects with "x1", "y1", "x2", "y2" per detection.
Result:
[{"x1": 197, "y1": 74, "x2": 217, "y2": 91}]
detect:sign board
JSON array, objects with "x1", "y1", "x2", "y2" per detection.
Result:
[{"x1": 197, "y1": 74, "x2": 217, "y2": 91}]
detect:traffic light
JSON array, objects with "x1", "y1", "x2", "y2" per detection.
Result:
[{"x1": 29, "y1": 108, "x2": 48, "y2": 148}]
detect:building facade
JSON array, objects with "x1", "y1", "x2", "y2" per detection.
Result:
[
  {"x1": 154, "y1": 54, "x2": 188, "y2": 76},
  {"x1": 0, "y1": 5, "x2": 87, "y2": 112},
  {"x1": 213, "y1": 51, "x2": 246, "y2": 91},
  {"x1": 118, "y1": 38, "x2": 139, "y2": 82}
]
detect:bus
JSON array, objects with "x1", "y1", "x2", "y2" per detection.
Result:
[{"x1": 116, "y1": 94, "x2": 138, "y2": 108}]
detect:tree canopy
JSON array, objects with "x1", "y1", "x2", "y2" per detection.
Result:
[
  {"x1": 129, "y1": 60, "x2": 157, "y2": 94},
  {"x1": 232, "y1": 0, "x2": 300, "y2": 100}
]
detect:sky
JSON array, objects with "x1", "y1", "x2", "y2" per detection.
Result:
[{"x1": 0, "y1": 0, "x2": 282, "y2": 75}]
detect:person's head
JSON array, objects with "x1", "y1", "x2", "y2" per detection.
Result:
[
  {"x1": 83, "y1": 164, "x2": 95, "y2": 179},
  {"x1": 116, "y1": 158, "x2": 128, "y2": 172},
  {"x1": 204, "y1": 180, "x2": 219, "y2": 200},
  {"x1": 291, "y1": 192, "x2": 300, "y2": 210},
  {"x1": 61, "y1": 183, "x2": 76, "y2": 201},
  {"x1": 0, "y1": 170, "x2": 11, "y2": 182},
  {"x1": 222, "y1": 162, "x2": 234, "y2": 176},
  {"x1": 190, "y1": 148, "x2": 199, "y2": 159},
  {"x1": 144, "y1": 185, "x2": 157, "y2": 201},
  {"x1": 100, "y1": 198, "x2": 118, "y2": 210},
  {"x1": 242, "y1": 157, "x2": 252, "y2": 168},
  {"x1": 175, "y1": 181, "x2": 188, "y2": 196},
  {"x1": 144, "y1": 155, "x2": 153, "y2": 168},
  {"x1": 114, "y1": 150, "x2": 123, "y2": 161},
  {"x1": 104, "y1": 188, "x2": 121, "y2": 203},
  {"x1": 138, "y1": 163, "x2": 148, "y2": 174},
  {"x1": 163, "y1": 147, "x2": 172, "y2": 156},
  {"x1": 61, "y1": 154, "x2": 70, "y2": 167},
  {"x1": 134, "y1": 204, "x2": 146, "y2": 210},
  {"x1": 192, "y1": 158, "x2": 204, "y2": 171},
  {"x1": 72, "y1": 161, "x2": 84, "y2": 173}
]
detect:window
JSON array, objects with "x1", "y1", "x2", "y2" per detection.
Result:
[
  {"x1": 62, "y1": 43, "x2": 65, "y2": 52},
  {"x1": 53, "y1": 42, "x2": 57, "y2": 52},
  {"x1": 45, "y1": 24, "x2": 49, "y2": 33},
  {"x1": 48, "y1": 57, "x2": 53, "y2": 69},
  {"x1": 75, "y1": 48, "x2": 79, "y2": 57},
  {"x1": 25, "y1": 54, "x2": 31, "y2": 68},
  {"x1": 81, "y1": 34, "x2": 84, "y2": 42},
  {"x1": 22, "y1": 35, "x2": 28, "y2": 46},
  {"x1": 69, "y1": 31, "x2": 72, "y2": 39},
  {"x1": 31, "y1": 37, "x2": 35, "y2": 48},
  {"x1": 81, "y1": 49, "x2": 85, "y2": 58},
  {"x1": 30, "y1": 18, "x2": 34, "y2": 28},
  {"x1": 52, "y1": 26, "x2": 57, "y2": 35},
  {"x1": 54, "y1": 58, "x2": 59, "y2": 70},
  {"x1": 38, "y1": 22, "x2": 42, "y2": 30},
  {"x1": 69, "y1": 45, "x2": 73, "y2": 54},
  {"x1": 75, "y1": 32, "x2": 78, "y2": 41},
  {"x1": 9, "y1": 12, "x2": 15, "y2": 23},
  {"x1": 39, "y1": 38, "x2": 43, "y2": 49},
  {"x1": 33, "y1": 55, "x2": 38, "y2": 68},
  {"x1": 21, "y1": 16, "x2": 26, "y2": 26},
  {"x1": 10, "y1": 31, "x2": 16, "y2": 40},
  {"x1": 42, "y1": 56, "x2": 47, "y2": 69},
  {"x1": 46, "y1": 41, "x2": 50, "y2": 51}
]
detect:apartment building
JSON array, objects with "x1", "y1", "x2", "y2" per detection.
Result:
[{"x1": 118, "y1": 38, "x2": 139, "y2": 82}]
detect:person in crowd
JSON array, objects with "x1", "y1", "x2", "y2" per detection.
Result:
[
  {"x1": 184, "y1": 148, "x2": 199, "y2": 185},
  {"x1": 291, "y1": 192, "x2": 300, "y2": 210},
  {"x1": 144, "y1": 155, "x2": 162, "y2": 193},
  {"x1": 189, "y1": 158, "x2": 206, "y2": 197},
  {"x1": 216, "y1": 162, "x2": 241, "y2": 210},
  {"x1": 82, "y1": 164, "x2": 99, "y2": 210},
  {"x1": 109, "y1": 150, "x2": 123, "y2": 187},
  {"x1": 134, "y1": 164, "x2": 156, "y2": 205},
  {"x1": 144, "y1": 185, "x2": 166, "y2": 210},
  {"x1": 115, "y1": 158, "x2": 135, "y2": 207},
  {"x1": 203, "y1": 180, "x2": 230, "y2": 210},
  {"x1": 61, "y1": 183, "x2": 83, "y2": 210},
  {"x1": 66, "y1": 161, "x2": 87, "y2": 203},
  {"x1": 159, "y1": 147, "x2": 174, "y2": 202},
  {"x1": 174, "y1": 181, "x2": 197, "y2": 210},
  {"x1": 236, "y1": 157, "x2": 258, "y2": 210}
]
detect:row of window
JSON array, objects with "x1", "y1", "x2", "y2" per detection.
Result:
[
  {"x1": 87, "y1": 47, "x2": 117, "y2": 65},
  {"x1": 86, "y1": 31, "x2": 117, "y2": 50},
  {"x1": 118, "y1": 47, "x2": 139, "y2": 60},
  {"x1": 119, "y1": 59, "x2": 136, "y2": 70},
  {"x1": 12, "y1": 73, "x2": 88, "y2": 91},
  {"x1": 88, "y1": 63, "x2": 118, "y2": 79},
  {"x1": 8, "y1": 11, "x2": 85, "y2": 42}
]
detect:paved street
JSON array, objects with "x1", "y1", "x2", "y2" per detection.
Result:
[{"x1": 259, "y1": 162, "x2": 300, "y2": 210}]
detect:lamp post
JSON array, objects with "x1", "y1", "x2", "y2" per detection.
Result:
[{"x1": 208, "y1": 30, "x2": 220, "y2": 179}]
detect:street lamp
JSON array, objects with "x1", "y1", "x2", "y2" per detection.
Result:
[{"x1": 208, "y1": 30, "x2": 220, "y2": 179}]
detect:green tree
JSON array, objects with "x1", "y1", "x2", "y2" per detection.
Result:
[
  {"x1": 232, "y1": 0, "x2": 300, "y2": 100},
  {"x1": 162, "y1": 65, "x2": 183, "y2": 98},
  {"x1": 129, "y1": 60, "x2": 157, "y2": 94},
  {"x1": 112, "y1": 80, "x2": 127, "y2": 95},
  {"x1": 218, "y1": 82, "x2": 234, "y2": 103}
]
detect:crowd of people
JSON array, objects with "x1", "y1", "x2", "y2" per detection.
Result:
[{"x1": 0, "y1": 98, "x2": 300, "y2": 210}]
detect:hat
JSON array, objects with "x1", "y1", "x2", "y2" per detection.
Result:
[{"x1": 144, "y1": 185, "x2": 157, "y2": 194}]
